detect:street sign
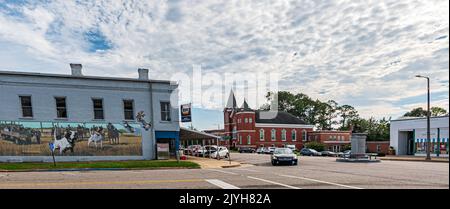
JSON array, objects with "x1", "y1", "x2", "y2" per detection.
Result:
[
  {"x1": 180, "y1": 103, "x2": 192, "y2": 122},
  {"x1": 48, "y1": 142, "x2": 56, "y2": 166}
]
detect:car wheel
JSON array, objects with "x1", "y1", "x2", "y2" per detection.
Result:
[{"x1": 271, "y1": 160, "x2": 276, "y2": 166}]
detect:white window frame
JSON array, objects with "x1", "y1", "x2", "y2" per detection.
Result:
[
  {"x1": 292, "y1": 129, "x2": 297, "y2": 141},
  {"x1": 247, "y1": 135, "x2": 251, "y2": 145},
  {"x1": 271, "y1": 129, "x2": 276, "y2": 141},
  {"x1": 259, "y1": 129, "x2": 265, "y2": 141},
  {"x1": 281, "y1": 129, "x2": 287, "y2": 141}
]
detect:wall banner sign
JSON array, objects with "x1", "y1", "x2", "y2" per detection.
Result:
[{"x1": 180, "y1": 103, "x2": 192, "y2": 123}]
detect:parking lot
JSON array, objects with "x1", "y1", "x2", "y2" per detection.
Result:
[{"x1": 0, "y1": 153, "x2": 448, "y2": 189}]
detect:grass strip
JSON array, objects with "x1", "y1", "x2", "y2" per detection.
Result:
[{"x1": 0, "y1": 160, "x2": 200, "y2": 171}]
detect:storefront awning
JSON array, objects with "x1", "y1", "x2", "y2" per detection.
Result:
[{"x1": 179, "y1": 127, "x2": 221, "y2": 141}]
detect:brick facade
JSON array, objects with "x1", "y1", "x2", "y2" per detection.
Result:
[
  {"x1": 307, "y1": 130, "x2": 352, "y2": 152},
  {"x1": 366, "y1": 141, "x2": 390, "y2": 154}
]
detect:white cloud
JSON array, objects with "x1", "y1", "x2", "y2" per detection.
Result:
[{"x1": 0, "y1": 0, "x2": 448, "y2": 121}]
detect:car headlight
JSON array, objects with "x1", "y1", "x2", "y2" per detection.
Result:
[
  {"x1": 272, "y1": 155, "x2": 277, "y2": 160},
  {"x1": 293, "y1": 155, "x2": 298, "y2": 159}
]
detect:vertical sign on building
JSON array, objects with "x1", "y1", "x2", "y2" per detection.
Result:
[{"x1": 180, "y1": 103, "x2": 192, "y2": 123}]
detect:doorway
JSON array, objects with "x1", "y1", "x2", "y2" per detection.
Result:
[{"x1": 406, "y1": 131, "x2": 414, "y2": 155}]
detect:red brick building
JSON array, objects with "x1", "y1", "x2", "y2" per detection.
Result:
[
  {"x1": 366, "y1": 141, "x2": 390, "y2": 154},
  {"x1": 223, "y1": 91, "x2": 314, "y2": 150},
  {"x1": 306, "y1": 130, "x2": 352, "y2": 152}
]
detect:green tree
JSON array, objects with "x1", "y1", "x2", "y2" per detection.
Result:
[
  {"x1": 337, "y1": 105, "x2": 359, "y2": 130},
  {"x1": 431, "y1": 107, "x2": 448, "y2": 116},
  {"x1": 403, "y1": 107, "x2": 427, "y2": 117}
]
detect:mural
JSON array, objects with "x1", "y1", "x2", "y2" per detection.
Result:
[{"x1": 0, "y1": 121, "x2": 142, "y2": 156}]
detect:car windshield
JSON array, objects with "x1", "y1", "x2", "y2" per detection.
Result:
[
  {"x1": 310, "y1": 149, "x2": 318, "y2": 152},
  {"x1": 274, "y1": 148, "x2": 293, "y2": 154}
]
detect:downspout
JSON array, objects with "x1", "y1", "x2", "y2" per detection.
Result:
[{"x1": 149, "y1": 82, "x2": 156, "y2": 160}]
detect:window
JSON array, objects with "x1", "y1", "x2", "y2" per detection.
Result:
[
  {"x1": 259, "y1": 129, "x2": 265, "y2": 141},
  {"x1": 292, "y1": 129, "x2": 297, "y2": 141},
  {"x1": 281, "y1": 129, "x2": 287, "y2": 141},
  {"x1": 377, "y1": 145, "x2": 381, "y2": 153},
  {"x1": 329, "y1": 135, "x2": 333, "y2": 140},
  {"x1": 247, "y1": 135, "x2": 251, "y2": 145},
  {"x1": 19, "y1": 96, "x2": 33, "y2": 117},
  {"x1": 239, "y1": 135, "x2": 242, "y2": 144},
  {"x1": 249, "y1": 118, "x2": 252, "y2": 123},
  {"x1": 232, "y1": 127, "x2": 237, "y2": 139},
  {"x1": 244, "y1": 118, "x2": 248, "y2": 123},
  {"x1": 123, "y1": 100, "x2": 134, "y2": 120},
  {"x1": 271, "y1": 129, "x2": 276, "y2": 141},
  {"x1": 92, "y1": 98, "x2": 104, "y2": 120},
  {"x1": 55, "y1": 97, "x2": 67, "y2": 118},
  {"x1": 302, "y1": 130, "x2": 307, "y2": 141},
  {"x1": 160, "y1": 101, "x2": 171, "y2": 121}
]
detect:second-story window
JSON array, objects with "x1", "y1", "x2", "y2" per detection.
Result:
[
  {"x1": 271, "y1": 129, "x2": 276, "y2": 141},
  {"x1": 123, "y1": 100, "x2": 134, "y2": 120},
  {"x1": 19, "y1": 96, "x2": 33, "y2": 118},
  {"x1": 160, "y1": 102, "x2": 171, "y2": 121},
  {"x1": 281, "y1": 129, "x2": 287, "y2": 141},
  {"x1": 55, "y1": 97, "x2": 67, "y2": 118},
  {"x1": 92, "y1": 98, "x2": 104, "y2": 120}
]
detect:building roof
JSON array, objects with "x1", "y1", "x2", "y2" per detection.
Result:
[
  {"x1": 255, "y1": 110, "x2": 307, "y2": 124},
  {"x1": 240, "y1": 99, "x2": 252, "y2": 111},
  {"x1": 225, "y1": 90, "x2": 237, "y2": 109},
  {"x1": 391, "y1": 115, "x2": 449, "y2": 122},
  {"x1": 0, "y1": 70, "x2": 173, "y2": 84}
]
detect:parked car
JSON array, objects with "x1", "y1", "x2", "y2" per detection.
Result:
[
  {"x1": 271, "y1": 148, "x2": 298, "y2": 166},
  {"x1": 238, "y1": 147, "x2": 256, "y2": 153},
  {"x1": 300, "y1": 148, "x2": 322, "y2": 156},
  {"x1": 210, "y1": 146, "x2": 230, "y2": 159},
  {"x1": 286, "y1": 145, "x2": 296, "y2": 152},
  {"x1": 186, "y1": 145, "x2": 202, "y2": 155},
  {"x1": 256, "y1": 147, "x2": 265, "y2": 154},
  {"x1": 320, "y1": 150, "x2": 337, "y2": 157},
  {"x1": 343, "y1": 150, "x2": 351, "y2": 158},
  {"x1": 195, "y1": 145, "x2": 217, "y2": 157},
  {"x1": 265, "y1": 147, "x2": 276, "y2": 154}
]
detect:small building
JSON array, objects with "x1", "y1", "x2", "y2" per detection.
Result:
[
  {"x1": 366, "y1": 141, "x2": 390, "y2": 155},
  {"x1": 306, "y1": 130, "x2": 352, "y2": 152},
  {"x1": 390, "y1": 116, "x2": 449, "y2": 157},
  {"x1": 223, "y1": 91, "x2": 314, "y2": 150},
  {"x1": 0, "y1": 64, "x2": 180, "y2": 162}
]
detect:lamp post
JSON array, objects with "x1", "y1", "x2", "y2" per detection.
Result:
[{"x1": 415, "y1": 75, "x2": 431, "y2": 161}]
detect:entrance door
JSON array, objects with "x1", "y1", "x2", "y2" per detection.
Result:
[{"x1": 406, "y1": 132, "x2": 414, "y2": 155}]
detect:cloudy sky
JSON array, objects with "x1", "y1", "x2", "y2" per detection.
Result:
[{"x1": 0, "y1": 0, "x2": 448, "y2": 130}]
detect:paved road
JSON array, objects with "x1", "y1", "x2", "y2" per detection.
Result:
[{"x1": 0, "y1": 153, "x2": 448, "y2": 189}]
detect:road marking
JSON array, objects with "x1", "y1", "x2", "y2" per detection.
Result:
[
  {"x1": 279, "y1": 174, "x2": 363, "y2": 189},
  {"x1": 61, "y1": 173, "x2": 77, "y2": 176},
  {"x1": 247, "y1": 176, "x2": 301, "y2": 189},
  {"x1": 206, "y1": 179, "x2": 240, "y2": 189},
  {"x1": 206, "y1": 169, "x2": 239, "y2": 175},
  {"x1": 0, "y1": 179, "x2": 205, "y2": 187},
  {"x1": 233, "y1": 168, "x2": 259, "y2": 172}
]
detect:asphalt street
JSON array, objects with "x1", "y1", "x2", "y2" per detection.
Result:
[{"x1": 0, "y1": 153, "x2": 448, "y2": 189}]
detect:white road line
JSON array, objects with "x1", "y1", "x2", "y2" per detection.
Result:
[
  {"x1": 233, "y1": 168, "x2": 259, "y2": 172},
  {"x1": 206, "y1": 169, "x2": 239, "y2": 175},
  {"x1": 247, "y1": 176, "x2": 301, "y2": 189},
  {"x1": 61, "y1": 173, "x2": 77, "y2": 176},
  {"x1": 279, "y1": 174, "x2": 363, "y2": 189},
  {"x1": 206, "y1": 179, "x2": 240, "y2": 189}
]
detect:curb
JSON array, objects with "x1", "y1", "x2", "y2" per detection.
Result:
[
  {"x1": 0, "y1": 167, "x2": 200, "y2": 173},
  {"x1": 221, "y1": 164, "x2": 241, "y2": 168},
  {"x1": 380, "y1": 158, "x2": 449, "y2": 163}
]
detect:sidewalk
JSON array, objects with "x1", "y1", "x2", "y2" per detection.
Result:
[
  {"x1": 184, "y1": 156, "x2": 241, "y2": 169},
  {"x1": 380, "y1": 155, "x2": 449, "y2": 163}
]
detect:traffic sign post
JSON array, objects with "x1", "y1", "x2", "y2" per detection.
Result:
[{"x1": 49, "y1": 142, "x2": 56, "y2": 167}]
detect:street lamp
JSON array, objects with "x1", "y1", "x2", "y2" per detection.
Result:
[{"x1": 415, "y1": 75, "x2": 431, "y2": 161}]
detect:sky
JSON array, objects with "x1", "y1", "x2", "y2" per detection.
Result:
[{"x1": 0, "y1": 0, "x2": 448, "y2": 130}]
